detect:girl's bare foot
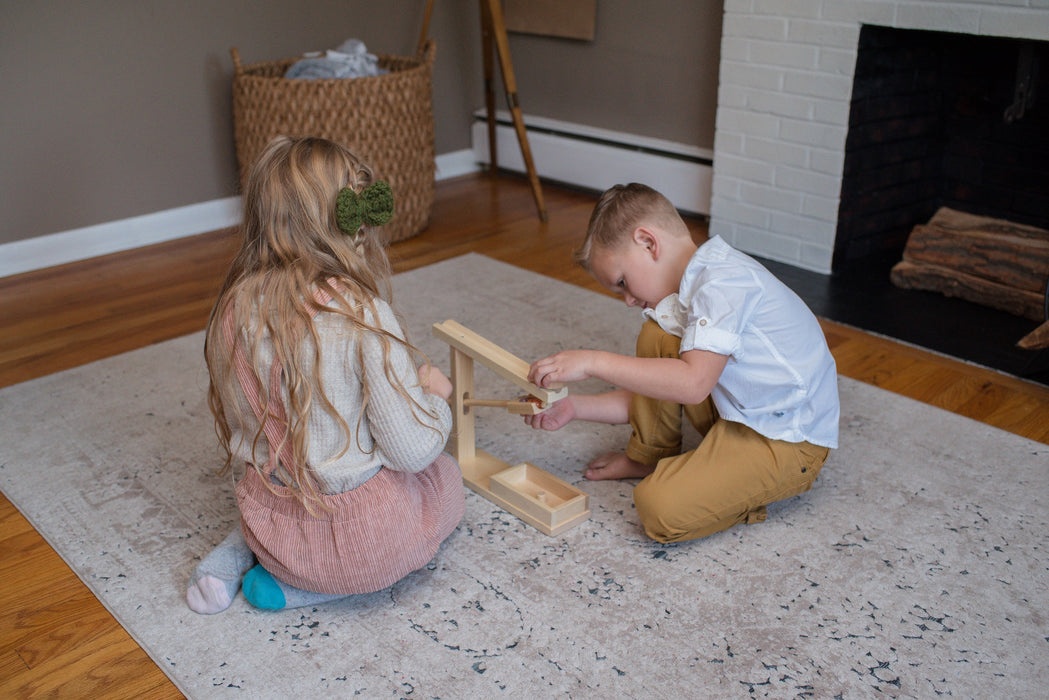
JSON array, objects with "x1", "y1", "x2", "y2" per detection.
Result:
[{"x1": 583, "y1": 452, "x2": 654, "y2": 480}]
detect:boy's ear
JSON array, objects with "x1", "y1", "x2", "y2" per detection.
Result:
[{"x1": 633, "y1": 226, "x2": 660, "y2": 259}]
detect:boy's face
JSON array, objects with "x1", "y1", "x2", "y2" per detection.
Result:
[{"x1": 589, "y1": 230, "x2": 678, "y2": 309}]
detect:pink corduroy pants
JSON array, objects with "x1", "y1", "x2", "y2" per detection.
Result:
[{"x1": 237, "y1": 452, "x2": 464, "y2": 595}]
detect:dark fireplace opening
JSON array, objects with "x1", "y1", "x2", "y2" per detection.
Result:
[
  {"x1": 834, "y1": 25, "x2": 1049, "y2": 270},
  {"x1": 799, "y1": 25, "x2": 1049, "y2": 385}
]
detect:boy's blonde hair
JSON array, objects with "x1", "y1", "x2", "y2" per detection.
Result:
[
  {"x1": 204, "y1": 136, "x2": 435, "y2": 512},
  {"x1": 575, "y1": 183, "x2": 683, "y2": 270}
]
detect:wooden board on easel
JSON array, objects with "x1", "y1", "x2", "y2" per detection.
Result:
[
  {"x1": 433, "y1": 320, "x2": 590, "y2": 536},
  {"x1": 504, "y1": 0, "x2": 596, "y2": 41}
]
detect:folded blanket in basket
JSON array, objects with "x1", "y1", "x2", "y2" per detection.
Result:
[{"x1": 285, "y1": 38, "x2": 387, "y2": 80}]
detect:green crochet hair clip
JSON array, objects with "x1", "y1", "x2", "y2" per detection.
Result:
[{"x1": 335, "y1": 180, "x2": 394, "y2": 235}]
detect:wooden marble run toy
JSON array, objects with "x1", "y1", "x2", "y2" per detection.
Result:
[{"x1": 432, "y1": 320, "x2": 590, "y2": 536}]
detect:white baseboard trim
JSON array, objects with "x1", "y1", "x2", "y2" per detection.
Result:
[
  {"x1": 471, "y1": 110, "x2": 712, "y2": 217},
  {"x1": 435, "y1": 149, "x2": 481, "y2": 180},
  {"x1": 0, "y1": 150, "x2": 480, "y2": 279},
  {"x1": 0, "y1": 197, "x2": 244, "y2": 279}
]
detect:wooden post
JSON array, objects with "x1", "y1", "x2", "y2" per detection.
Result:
[{"x1": 448, "y1": 347, "x2": 475, "y2": 465}]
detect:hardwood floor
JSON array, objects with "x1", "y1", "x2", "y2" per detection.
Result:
[{"x1": 2, "y1": 173, "x2": 1047, "y2": 698}]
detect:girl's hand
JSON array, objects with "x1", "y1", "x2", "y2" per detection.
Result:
[
  {"x1": 418, "y1": 364, "x2": 452, "y2": 400},
  {"x1": 523, "y1": 396, "x2": 575, "y2": 431},
  {"x1": 528, "y1": 350, "x2": 594, "y2": 388}
]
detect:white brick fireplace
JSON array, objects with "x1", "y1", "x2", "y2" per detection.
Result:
[{"x1": 710, "y1": 0, "x2": 1049, "y2": 273}]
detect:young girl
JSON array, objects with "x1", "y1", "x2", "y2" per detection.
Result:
[{"x1": 186, "y1": 136, "x2": 463, "y2": 613}]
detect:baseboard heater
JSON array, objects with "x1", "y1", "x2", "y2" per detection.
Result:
[{"x1": 471, "y1": 110, "x2": 712, "y2": 217}]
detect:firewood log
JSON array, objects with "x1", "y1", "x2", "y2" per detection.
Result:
[
  {"x1": 891, "y1": 259, "x2": 1046, "y2": 321},
  {"x1": 901, "y1": 207, "x2": 1049, "y2": 293},
  {"x1": 1017, "y1": 320, "x2": 1049, "y2": 350},
  {"x1": 891, "y1": 207, "x2": 1049, "y2": 325}
]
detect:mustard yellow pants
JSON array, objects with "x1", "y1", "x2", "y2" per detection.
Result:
[{"x1": 625, "y1": 320, "x2": 829, "y2": 543}]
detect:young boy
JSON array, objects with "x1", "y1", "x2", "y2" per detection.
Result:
[{"x1": 526, "y1": 183, "x2": 839, "y2": 543}]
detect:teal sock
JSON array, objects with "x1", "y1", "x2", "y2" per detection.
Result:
[
  {"x1": 242, "y1": 565, "x2": 287, "y2": 609},
  {"x1": 242, "y1": 564, "x2": 348, "y2": 610}
]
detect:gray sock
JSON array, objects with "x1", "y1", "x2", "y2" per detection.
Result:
[{"x1": 186, "y1": 526, "x2": 255, "y2": 614}]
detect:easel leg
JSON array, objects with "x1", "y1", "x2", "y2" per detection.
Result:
[
  {"x1": 480, "y1": 0, "x2": 498, "y2": 171},
  {"x1": 417, "y1": 0, "x2": 436, "y2": 56},
  {"x1": 481, "y1": 0, "x2": 548, "y2": 222}
]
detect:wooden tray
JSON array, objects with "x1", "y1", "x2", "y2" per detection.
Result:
[{"x1": 489, "y1": 463, "x2": 590, "y2": 536}]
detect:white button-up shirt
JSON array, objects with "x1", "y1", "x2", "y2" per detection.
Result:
[{"x1": 644, "y1": 236, "x2": 839, "y2": 448}]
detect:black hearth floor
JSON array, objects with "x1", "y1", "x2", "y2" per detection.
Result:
[{"x1": 759, "y1": 255, "x2": 1049, "y2": 388}]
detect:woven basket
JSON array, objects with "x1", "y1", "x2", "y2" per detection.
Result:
[{"x1": 231, "y1": 40, "x2": 436, "y2": 243}]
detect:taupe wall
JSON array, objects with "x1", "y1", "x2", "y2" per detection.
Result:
[
  {"x1": 0, "y1": 1, "x2": 721, "y2": 248},
  {"x1": 500, "y1": 2, "x2": 722, "y2": 145}
]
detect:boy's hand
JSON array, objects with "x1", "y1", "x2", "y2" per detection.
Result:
[
  {"x1": 418, "y1": 364, "x2": 452, "y2": 400},
  {"x1": 529, "y1": 350, "x2": 594, "y2": 388},
  {"x1": 523, "y1": 396, "x2": 575, "y2": 431}
]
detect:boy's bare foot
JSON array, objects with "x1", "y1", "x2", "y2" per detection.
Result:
[{"x1": 583, "y1": 452, "x2": 654, "y2": 480}]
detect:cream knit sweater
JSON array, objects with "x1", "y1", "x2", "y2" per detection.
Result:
[{"x1": 226, "y1": 297, "x2": 452, "y2": 494}]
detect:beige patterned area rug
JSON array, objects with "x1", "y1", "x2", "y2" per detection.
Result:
[{"x1": 1, "y1": 253, "x2": 1047, "y2": 698}]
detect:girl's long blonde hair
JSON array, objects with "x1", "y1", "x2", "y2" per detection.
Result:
[{"x1": 204, "y1": 136, "x2": 434, "y2": 511}]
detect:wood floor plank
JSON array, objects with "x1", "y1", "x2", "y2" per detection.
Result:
[
  {"x1": 984, "y1": 392, "x2": 1049, "y2": 435},
  {"x1": 0, "y1": 648, "x2": 29, "y2": 685},
  {"x1": 0, "y1": 626, "x2": 172, "y2": 700},
  {"x1": 6, "y1": 596, "x2": 120, "y2": 670},
  {"x1": 0, "y1": 173, "x2": 1046, "y2": 697}
]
